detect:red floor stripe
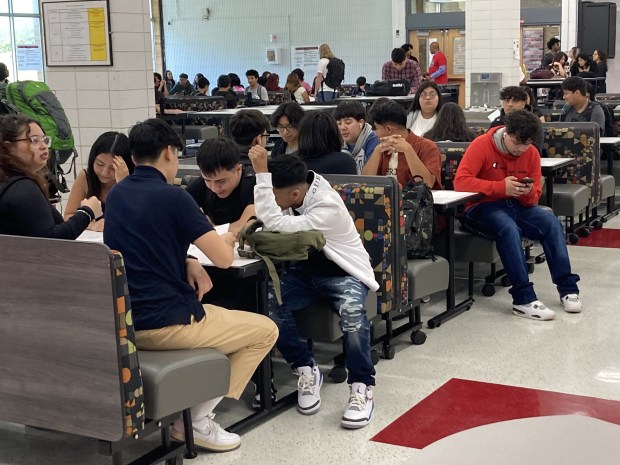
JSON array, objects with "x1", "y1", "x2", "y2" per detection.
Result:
[
  {"x1": 571, "y1": 228, "x2": 620, "y2": 248},
  {"x1": 371, "y1": 378, "x2": 620, "y2": 450}
]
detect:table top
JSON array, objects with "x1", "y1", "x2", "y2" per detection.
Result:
[
  {"x1": 335, "y1": 95, "x2": 414, "y2": 101},
  {"x1": 540, "y1": 158, "x2": 574, "y2": 170},
  {"x1": 188, "y1": 104, "x2": 337, "y2": 117},
  {"x1": 432, "y1": 190, "x2": 481, "y2": 210},
  {"x1": 600, "y1": 137, "x2": 620, "y2": 146}
]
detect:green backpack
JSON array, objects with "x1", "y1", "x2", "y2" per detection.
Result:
[
  {"x1": 0, "y1": 81, "x2": 75, "y2": 164},
  {"x1": 238, "y1": 220, "x2": 326, "y2": 304}
]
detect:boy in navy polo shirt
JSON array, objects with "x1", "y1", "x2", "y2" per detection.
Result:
[{"x1": 104, "y1": 118, "x2": 278, "y2": 452}]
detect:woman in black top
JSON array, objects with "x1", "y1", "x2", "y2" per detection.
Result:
[
  {"x1": 593, "y1": 49, "x2": 608, "y2": 93},
  {"x1": 0, "y1": 114, "x2": 101, "y2": 238}
]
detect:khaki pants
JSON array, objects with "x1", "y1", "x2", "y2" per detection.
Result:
[{"x1": 136, "y1": 304, "x2": 278, "y2": 399}]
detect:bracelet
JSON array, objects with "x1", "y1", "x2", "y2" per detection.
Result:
[
  {"x1": 248, "y1": 215, "x2": 258, "y2": 222},
  {"x1": 186, "y1": 254, "x2": 199, "y2": 261},
  {"x1": 76, "y1": 208, "x2": 94, "y2": 222}
]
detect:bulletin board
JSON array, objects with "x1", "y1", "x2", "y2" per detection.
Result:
[{"x1": 42, "y1": 0, "x2": 112, "y2": 66}]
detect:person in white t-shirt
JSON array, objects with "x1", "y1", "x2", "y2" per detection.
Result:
[
  {"x1": 406, "y1": 81, "x2": 444, "y2": 136},
  {"x1": 312, "y1": 43, "x2": 338, "y2": 103}
]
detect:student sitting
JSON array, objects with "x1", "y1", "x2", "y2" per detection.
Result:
[
  {"x1": 169, "y1": 73, "x2": 194, "y2": 96},
  {"x1": 292, "y1": 68, "x2": 312, "y2": 93},
  {"x1": 0, "y1": 114, "x2": 102, "y2": 238},
  {"x1": 229, "y1": 109, "x2": 271, "y2": 170},
  {"x1": 245, "y1": 69, "x2": 269, "y2": 104},
  {"x1": 186, "y1": 137, "x2": 257, "y2": 235},
  {"x1": 247, "y1": 149, "x2": 379, "y2": 429},
  {"x1": 212, "y1": 75, "x2": 238, "y2": 109},
  {"x1": 228, "y1": 73, "x2": 245, "y2": 93},
  {"x1": 297, "y1": 111, "x2": 357, "y2": 175},
  {"x1": 64, "y1": 132, "x2": 134, "y2": 232},
  {"x1": 363, "y1": 98, "x2": 442, "y2": 189},
  {"x1": 351, "y1": 76, "x2": 371, "y2": 96},
  {"x1": 103, "y1": 118, "x2": 278, "y2": 452},
  {"x1": 270, "y1": 101, "x2": 305, "y2": 155},
  {"x1": 454, "y1": 110, "x2": 582, "y2": 320},
  {"x1": 423, "y1": 102, "x2": 476, "y2": 143},
  {"x1": 405, "y1": 81, "x2": 444, "y2": 136},
  {"x1": 560, "y1": 76, "x2": 606, "y2": 136},
  {"x1": 285, "y1": 72, "x2": 310, "y2": 104},
  {"x1": 334, "y1": 100, "x2": 380, "y2": 173},
  {"x1": 191, "y1": 76, "x2": 210, "y2": 96}
]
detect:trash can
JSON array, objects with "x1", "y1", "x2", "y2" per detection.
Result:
[{"x1": 439, "y1": 84, "x2": 460, "y2": 105}]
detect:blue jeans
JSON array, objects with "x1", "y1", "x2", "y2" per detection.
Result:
[
  {"x1": 317, "y1": 90, "x2": 337, "y2": 102},
  {"x1": 269, "y1": 265, "x2": 375, "y2": 386},
  {"x1": 460, "y1": 200, "x2": 580, "y2": 305}
]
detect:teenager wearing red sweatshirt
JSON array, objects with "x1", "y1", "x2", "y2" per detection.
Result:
[{"x1": 454, "y1": 110, "x2": 581, "y2": 320}]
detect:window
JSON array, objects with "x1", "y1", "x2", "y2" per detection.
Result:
[
  {"x1": 521, "y1": 0, "x2": 561, "y2": 8},
  {"x1": 0, "y1": 0, "x2": 44, "y2": 82},
  {"x1": 411, "y1": 0, "x2": 466, "y2": 14}
]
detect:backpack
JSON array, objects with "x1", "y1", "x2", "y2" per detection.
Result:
[
  {"x1": 560, "y1": 100, "x2": 615, "y2": 137},
  {"x1": 529, "y1": 68, "x2": 555, "y2": 80},
  {"x1": 0, "y1": 81, "x2": 75, "y2": 164},
  {"x1": 323, "y1": 58, "x2": 345, "y2": 90},
  {"x1": 238, "y1": 220, "x2": 326, "y2": 304},
  {"x1": 366, "y1": 79, "x2": 411, "y2": 96},
  {"x1": 402, "y1": 180, "x2": 435, "y2": 259},
  {"x1": 244, "y1": 85, "x2": 267, "y2": 107}
]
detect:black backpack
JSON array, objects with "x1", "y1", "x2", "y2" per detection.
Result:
[
  {"x1": 561, "y1": 100, "x2": 615, "y2": 137},
  {"x1": 366, "y1": 79, "x2": 411, "y2": 96},
  {"x1": 323, "y1": 58, "x2": 345, "y2": 89},
  {"x1": 402, "y1": 180, "x2": 435, "y2": 259}
]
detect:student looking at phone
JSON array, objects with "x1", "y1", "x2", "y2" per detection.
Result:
[{"x1": 454, "y1": 110, "x2": 582, "y2": 321}]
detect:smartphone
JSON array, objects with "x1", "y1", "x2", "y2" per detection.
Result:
[{"x1": 519, "y1": 177, "x2": 534, "y2": 184}]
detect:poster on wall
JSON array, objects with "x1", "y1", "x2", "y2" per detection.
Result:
[
  {"x1": 291, "y1": 46, "x2": 320, "y2": 81},
  {"x1": 17, "y1": 45, "x2": 43, "y2": 71},
  {"x1": 42, "y1": 0, "x2": 112, "y2": 66}
]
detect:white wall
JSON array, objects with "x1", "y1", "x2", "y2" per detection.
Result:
[{"x1": 162, "y1": 0, "x2": 393, "y2": 86}]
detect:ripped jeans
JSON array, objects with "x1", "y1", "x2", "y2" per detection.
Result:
[{"x1": 269, "y1": 264, "x2": 375, "y2": 386}]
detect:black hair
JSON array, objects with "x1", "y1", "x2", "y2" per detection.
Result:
[
  {"x1": 595, "y1": 49, "x2": 607, "y2": 63},
  {"x1": 561, "y1": 76, "x2": 587, "y2": 95},
  {"x1": 401, "y1": 43, "x2": 413, "y2": 52},
  {"x1": 179, "y1": 73, "x2": 188, "y2": 79},
  {"x1": 520, "y1": 86, "x2": 541, "y2": 115},
  {"x1": 368, "y1": 97, "x2": 407, "y2": 128},
  {"x1": 228, "y1": 73, "x2": 241, "y2": 87},
  {"x1": 196, "y1": 137, "x2": 241, "y2": 175},
  {"x1": 257, "y1": 76, "x2": 267, "y2": 86},
  {"x1": 334, "y1": 100, "x2": 366, "y2": 121},
  {"x1": 553, "y1": 51, "x2": 568, "y2": 64},
  {"x1": 356, "y1": 76, "x2": 367, "y2": 86},
  {"x1": 197, "y1": 76, "x2": 210, "y2": 89},
  {"x1": 499, "y1": 86, "x2": 528, "y2": 101},
  {"x1": 229, "y1": 109, "x2": 270, "y2": 146},
  {"x1": 217, "y1": 74, "x2": 231, "y2": 88},
  {"x1": 0, "y1": 62, "x2": 8, "y2": 81},
  {"x1": 246, "y1": 69, "x2": 259, "y2": 78},
  {"x1": 292, "y1": 68, "x2": 305, "y2": 81},
  {"x1": 585, "y1": 82, "x2": 596, "y2": 101},
  {"x1": 423, "y1": 102, "x2": 476, "y2": 142},
  {"x1": 547, "y1": 38, "x2": 560, "y2": 50},
  {"x1": 128, "y1": 118, "x2": 183, "y2": 164},
  {"x1": 268, "y1": 154, "x2": 308, "y2": 189},
  {"x1": 577, "y1": 52, "x2": 590, "y2": 64},
  {"x1": 296, "y1": 111, "x2": 342, "y2": 160},
  {"x1": 505, "y1": 110, "x2": 542, "y2": 144},
  {"x1": 270, "y1": 101, "x2": 305, "y2": 128},
  {"x1": 391, "y1": 47, "x2": 406, "y2": 64},
  {"x1": 409, "y1": 81, "x2": 444, "y2": 114},
  {"x1": 154, "y1": 72, "x2": 162, "y2": 82},
  {"x1": 86, "y1": 132, "x2": 134, "y2": 199}
]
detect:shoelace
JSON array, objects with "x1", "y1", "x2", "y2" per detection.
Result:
[
  {"x1": 200, "y1": 413, "x2": 225, "y2": 435},
  {"x1": 348, "y1": 390, "x2": 368, "y2": 411},
  {"x1": 298, "y1": 371, "x2": 316, "y2": 394}
]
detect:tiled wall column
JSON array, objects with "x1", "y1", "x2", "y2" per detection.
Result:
[
  {"x1": 465, "y1": 0, "x2": 521, "y2": 107},
  {"x1": 392, "y1": 0, "x2": 406, "y2": 48},
  {"x1": 561, "y1": 0, "x2": 578, "y2": 52},
  {"x1": 43, "y1": 0, "x2": 154, "y2": 194}
]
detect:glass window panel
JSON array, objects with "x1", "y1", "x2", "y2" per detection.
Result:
[
  {"x1": 0, "y1": 0, "x2": 9, "y2": 14},
  {"x1": 11, "y1": 0, "x2": 39, "y2": 14},
  {"x1": 13, "y1": 16, "x2": 43, "y2": 81},
  {"x1": 521, "y1": 0, "x2": 561, "y2": 8},
  {"x1": 0, "y1": 16, "x2": 14, "y2": 80},
  {"x1": 412, "y1": 1, "x2": 465, "y2": 14}
]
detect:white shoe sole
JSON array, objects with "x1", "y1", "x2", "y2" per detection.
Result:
[
  {"x1": 170, "y1": 428, "x2": 241, "y2": 452},
  {"x1": 512, "y1": 308, "x2": 556, "y2": 321},
  {"x1": 297, "y1": 399, "x2": 321, "y2": 415},
  {"x1": 561, "y1": 303, "x2": 583, "y2": 313},
  {"x1": 341, "y1": 404, "x2": 374, "y2": 429}
]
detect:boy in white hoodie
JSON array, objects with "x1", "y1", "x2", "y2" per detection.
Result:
[{"x1": 248, "y1": 148, "x2": 380, "y2": 429}]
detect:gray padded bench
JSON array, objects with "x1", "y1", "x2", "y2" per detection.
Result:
[{"x1": 174, "y1": 125, "x2": 218, "y2": 142}]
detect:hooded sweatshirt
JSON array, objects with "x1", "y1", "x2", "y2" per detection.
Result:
[{"x1": 253, "y1": 170, "x2": 379, "y2": 292}]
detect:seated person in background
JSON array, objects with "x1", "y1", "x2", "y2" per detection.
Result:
[
  {"x1": 285, "y1": 72, "x2": 310, "y2": 104},
  {"x1": 245, "y1": 69, "x2": 269, "y2": 103},
  {"x1": 576, "y1": 53, "x2": 598, "y2": 76},
  {"x1": 265, "y1": 73, "x2": 281, "y2": 91},
  {"x1": 551, "y1": 52, "x2": 568, "y2": 78},
  {"x1": 191, "y1": 76, "x2": 210, "y2": 96},
  {"x1": 169, "y1": 73, "x2": 194, "y2": 96},
  {"x1": 296, "y1": 111, "x2": 357, "y2": 175},
  {"x1": 382, "y1": 47, "x2": 422, "y2": 94},
  {"x1": 64, "y1": 132, "x2": 134, "y2": 232},
  {"x1": 193, "y1": 73, "x2": 205, "y2": 90},
  {"x1": 186, "y1": 137, "x2": 257, "y2": 235},
  {"x1": 228, "y1": 73, "x2": 245, "y2": 93},
  {"x1": 351, "y1": 76, "x2": 371, "y2": 96},
  {"x1": 406, "y1": 81, "x2": 444, "y2": 136},
  {"x1": 334, "y1": 100, "x2": 380, "y2": 173},
  {"x1": 0, "y1": 114, "x2": 102, "y2": 238},
  {"x1": 247, "y1": 150, "x2": 379, "y2": 429},
  {"x1": 270, "y1": 101, "x2": 305, "y2": 155},
  {"x1": 104, "y1": 118, "x2": 278, "y2": 452},
  {"x1": 489, "y1": 86, "x2": 544, "y2": 154},
  {"x1": 212, "y1": 74, "x2": 238, "y2": 109},
  {"x1": 292, "y1": 68, "x2": 312, "y2": 93},
  {"x1": 423, "y1": 102, "x2": 476, "y2": 143},
  {"x1": 521, "y1": 86, "x2": 546, "y2": 122},
  {"x1": 454, "y1": 110, "x2": 582, "y2": 320},
  {"x1": 560, "y1": 76, "x2": 606, "y2": 136},
  {"x1": 363, "y1": 98, "x2": 442, "y2": 189},
  {"x1": 229, "y1": 109, "x2": 271, "y2": 170},
  {"x1": 154, "y1": 72, "x2": 169, "y2": 100}
]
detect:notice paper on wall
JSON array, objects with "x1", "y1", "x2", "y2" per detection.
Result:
[{"x1": 291, "y1": 46, "x2": 320, "y2": 84}]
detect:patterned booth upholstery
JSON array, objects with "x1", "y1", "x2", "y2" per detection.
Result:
[
  {"x1": 267, "y1": 91, "x2": 291, "y2": 106},
  {"x1": 161, "y1": 95, "x2": 226, "y2": 125}
]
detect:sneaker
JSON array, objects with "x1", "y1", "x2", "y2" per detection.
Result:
[
  {"x1": 341, "y1": 383, "x2": 374, "y2": 429},
  {"x1": 296, "y1": 365, "x2": 323, "y2": 415},
  {"x1": 251, "y1": 382, "x2": 278, "y2": 410},
  {"x1": 512, "y1": 300, "x2": 555, "y2": 320},
  {"x1": 170, "y1": 413, "x2": 240, "y2": 452},
  {"x1": 561, "y1": 294, "x2": 583, "y2": 313}
]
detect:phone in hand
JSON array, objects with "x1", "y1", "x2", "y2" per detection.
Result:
[{"x1": 519, "y1": 177, "x2": 534, "y2": 184}]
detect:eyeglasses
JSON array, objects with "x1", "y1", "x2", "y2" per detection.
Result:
[
  {"x1": 276, "y1": 124, "x2": 295, "y2": 133},
  {"x1": 420, "y1": 92, "x2": 438, "y2": 99},
  {"x1": 260, "y1": 133, "x2": 270, "y2": 138},
  {"x1": 14, "y1": 135, "x2": 51, "y2": 146}
]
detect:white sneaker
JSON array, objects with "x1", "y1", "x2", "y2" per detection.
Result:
[
  {"x1": 561, "y1": 294, "x2": 583, "y2": 313},
  {"x1": 170, "y1": 413, "x2": 240, "y2": 452},
  {"x1": 341, "y1": 383, "x2": 374, "y2": 429},
  {"x1": 296, "y1": 365, "x2": 322, "y2": 415},
  {"x1": 512, "y1": 300, "x2": 555, "y2": 320}
]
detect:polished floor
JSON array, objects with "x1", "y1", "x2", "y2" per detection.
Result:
[{"x1": 1, "y1": 217, "x2": 619, "y2": 465}]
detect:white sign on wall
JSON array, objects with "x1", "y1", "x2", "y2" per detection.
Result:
[
  {"x1": 17, "y1": 45, "x2": 43, "y2": 71},
  {"x1": 291, "y1": 45, "x2": 319, "y2": 80}
]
